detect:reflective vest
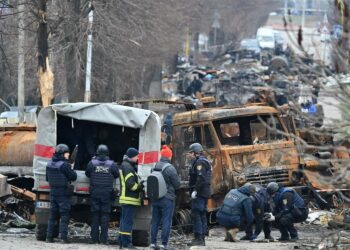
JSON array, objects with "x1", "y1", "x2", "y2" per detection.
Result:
[
  {"x1": 90, "y1": 159, "x2": 114, "y2": 194},
  {"x1": 220, "y1": 189, "x2": 249, "y2": 216},
  {"x1": 119, "y1": 161, "x2": 141, "y2": 206},
  {"x1": 274, "y1": 187, "x2": 305, "y2": 210},
  {"x1": 46, "y1": 160, "x2": 68, "y2": 187}
]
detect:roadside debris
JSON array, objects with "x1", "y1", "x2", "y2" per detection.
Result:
[{"x1": 0, "y1": 174, "x2": 35, "y2": 223}]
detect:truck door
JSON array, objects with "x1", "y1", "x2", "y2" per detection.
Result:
[{"x1": 172, "y1": 125, "x2": 202, "y2": 182}]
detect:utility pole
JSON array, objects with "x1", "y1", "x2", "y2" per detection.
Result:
[
  {"x1": 17, "y1": 1, "x2": 25, "y2": 123},
  {"x1": 84, "y1": 1, "x2": 94, "y2": 102},
  {"x1": 301, "y1": 0, "x2": 306, "y2": 29},
  {"x1": 284, "y1": 0, "x2": 288, "y2": 17}
]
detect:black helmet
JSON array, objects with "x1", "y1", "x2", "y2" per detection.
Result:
[
  {"x1": 267, "y1": 182, "x2": 279, "y2": 195},
  {"x1": 243, "y1": 182, "x2": 256, "y2": 196},
  {"x1": 96, "y1": 144, "x2": 109, "y2": 156},
  {"x1": 55, "y1": 144, "x2": 70, "y2": 154},
  {"x1": 189, "y1": 143, "x2": 203, "y2": 153}
]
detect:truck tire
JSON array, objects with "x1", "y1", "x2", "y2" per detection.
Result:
[
  {"x1": 35, "y1": 224, "x2": 47, "y2": 241},
  {"x1": 174, "y1": 209, "x2": 192, "y2": 234},
  {"x1": 132, "y1": 230, "x2": 150, "y2": 247}
]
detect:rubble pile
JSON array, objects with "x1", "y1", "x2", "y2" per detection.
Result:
[{"x1": 0, "y1": 174, "x2": 35, "y2": 232}]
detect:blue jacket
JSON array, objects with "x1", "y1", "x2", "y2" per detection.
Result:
[
  {"x1": 218, "y1": 186, "x2": 254, "y2": 226},
  {"x1": 46, "y1": 154, "x2": 77, "y2": 195},
  {"x1": 274, "y1": 187, "x2": 305, "y2": 214},
  {"x1": 189, "y1": 155, "x2": 212, "y2": 198},
  {"x1": 251, "y1": 188, "x2": 270, "y2": 217},
  {"x1": 85, "y1": 155, "x2": 119, "y2": 197}
]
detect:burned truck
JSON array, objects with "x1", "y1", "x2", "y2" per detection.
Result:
[
  {"x1": 33, "y1": 103, "x2": 160, "y2": 245},
  {"x1": 170, "y1": 105, "x2": 299, "y2": 213},
  {"x1": 168, "y1": 103, "x2": 346, "y2": 224}
]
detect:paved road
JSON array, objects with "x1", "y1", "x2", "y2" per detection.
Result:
[{"x1": 0, "y1": 224, "x2": 340, "y2": 250}]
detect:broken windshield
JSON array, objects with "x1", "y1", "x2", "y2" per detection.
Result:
[{"x1": 213, "y1": 114, "x2": 287, "y2": 146}]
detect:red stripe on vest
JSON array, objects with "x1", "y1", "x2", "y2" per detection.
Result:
[
  {"x1": 34, "y1": 144, "x2": 55, "y2": 158},
  {"x1": 139, "y1": 151, "x2": 159, "y2": 165}
]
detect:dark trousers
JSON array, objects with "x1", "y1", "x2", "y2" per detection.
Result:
[
  {"x1": 151, "y1": 197, "x2": 175, "y2": 246},
  {"x1": 119, "y1": 205, "x2": 137, "y2": 247},
  {"x1": 191, "y1": 197, "x2": 208, "y2": 235},
  {"x1": 216, "y1": 211, "x2": 240, "y2": 229},
  {"x1": 246, "y1": 216, "x2": 271, "y2": 237},
  {"x1": 47, "y1": 193, "x2": 71, "y2": 240},
  {"x1": 276, "y1": 208, "x2": 308, "y2": 239},
  {"x1": 90, "y1": 195, "x2": 112, "y2": 243}
]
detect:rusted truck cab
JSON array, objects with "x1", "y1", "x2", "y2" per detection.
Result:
[{"x1": 171, "y1": 105, "x2": 301, "y2": 211}]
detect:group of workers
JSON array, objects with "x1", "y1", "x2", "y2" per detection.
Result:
[
  {"x1": 217, "y1": 181, "x2": 308, "y2": 243},
  {"x1": 45, "y1": 141, "x2": 308, "y2": 249}
]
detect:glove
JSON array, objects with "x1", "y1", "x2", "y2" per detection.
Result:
[
  {"x1": 138, "y1": 180, "x2": 145, "y2": 190},
  {"x1": 263, "y1": 212, "x2": 275, "y2": 222},
  {"x1": 191, "y1": 191, "x2": 197, "y2": 199}
]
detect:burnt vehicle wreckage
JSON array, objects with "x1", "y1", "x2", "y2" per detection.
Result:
[
  {"x1": 0, "y1": 98, "x2": 348, "y2": 246},
  {"x1": 118, "y1": 99, "x2": 350, "y2": 227}
]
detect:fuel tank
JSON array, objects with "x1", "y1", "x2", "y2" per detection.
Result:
[{"x1": 0, "y1": 127, "x2": 36, "y2": 166}]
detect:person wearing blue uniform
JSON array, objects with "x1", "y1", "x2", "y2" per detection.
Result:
[
  {"x1": 46, "y1": 144, "x2": 77, "y2": 243},
  {"x1": 241, "y1": 185, "x2": 273, "y2": 241},
  {"x1": 85, "y1": 144, "x2": 119, "y2": 244},
  {"x1": 187, "y1": 143, "x2": 212, "y2": 246},
  {"x1": 216, "y1": 183, "x2": 256, "y2": 242},
  {"x1": 266, "y1": 182, "x2": 308, "y2": 242}
]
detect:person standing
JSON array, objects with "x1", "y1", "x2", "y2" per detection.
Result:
[
  {"x1": 149, "y1": 145, "x2": 181, "y2": 250},
  {"x1": 85, "y1": 144, "x2": 119, "y2": 244},
  {"x1": 119, "y1": 147, "x2": 144, "y2": 249},
  {"x1": 187, "y1": 143, "x2": 212, "y2": 246},
  {"x1": 266, "y1": 182, "x2": 308, "y2": 242},
  {"x1": 46, "y1": 144, "x2": 77, "y2": 243},
  {"x1": 216, "y1": 183, "x2": 255, "y2": 242}
]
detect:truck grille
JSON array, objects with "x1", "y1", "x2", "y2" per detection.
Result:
[{"x1": 243, "y1": 167, "x2": 290, "y2": 185}]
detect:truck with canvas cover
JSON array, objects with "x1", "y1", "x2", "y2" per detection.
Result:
[{"x1": 33, "y1": 103, "x2": 161, "y2": 246}]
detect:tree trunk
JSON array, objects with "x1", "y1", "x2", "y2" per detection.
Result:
[
  {"x1": 37, "y1": 0, "x2": 54, "y2": 107},
  {"x1": 64, "y1": 0, "x2": 81, "y2": 102}
]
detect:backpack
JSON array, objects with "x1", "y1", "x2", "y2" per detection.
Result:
[{"x1": 147, "y1": 163, "x2": 171, "y2": 200}]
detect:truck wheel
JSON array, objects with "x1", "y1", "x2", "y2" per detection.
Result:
[
  {"x1": 35, "y1": 224, "x2": 47, "y2": 241},
  {"x1": 174, "y1": 209, "x2": 192, "y2": 234},
  {"x1": 132, "y1": 230, "x2": 150, "y2": 247}
]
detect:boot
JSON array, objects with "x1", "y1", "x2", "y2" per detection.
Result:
[
  {"x1": 187, "y1": 233, "x2": 205, "y2": 246},
  {"x1": 201, "y1": 234, "x2": 206, "y2": 246},
  {"x1": 265, "y1": 235, "x2": 275, "y2": 241},
  {"x1": 46, "y1": 237, "x2": 54, "y2": 243},
  {"x1": 224, "y1": 229, "x2": 229, "y2": 241},
  {"x1": 227, "y1": 228, "x2": 240, "y2": 242}
]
